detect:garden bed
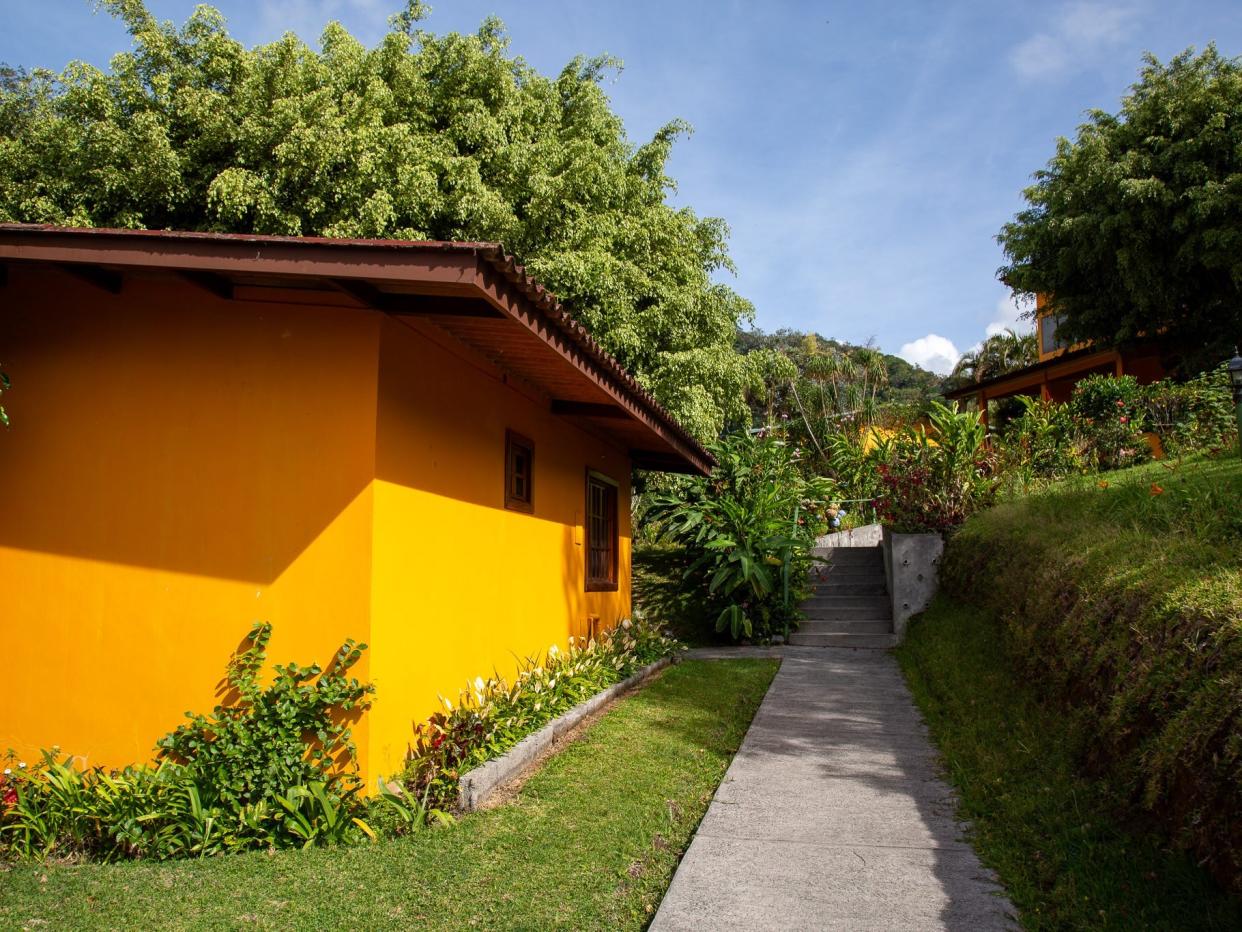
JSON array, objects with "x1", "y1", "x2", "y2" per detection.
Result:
[
  {"x1": 0, "y1": 659, "x2": 779, "y2": 929},
  {"x1": 458, "y1": 655, "x2": 676, "y2": 810}
]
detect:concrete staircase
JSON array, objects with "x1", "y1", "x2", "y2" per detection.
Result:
[{"x1": 787, "y1": 545, "x2": 895, "y2": 649}]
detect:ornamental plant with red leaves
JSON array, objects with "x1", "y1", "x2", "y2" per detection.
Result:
[{"x1": 871, "y1": 401, "x2": 999, "y2": 535}]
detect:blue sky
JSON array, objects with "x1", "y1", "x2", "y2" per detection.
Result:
[{"x1": 4, "y1": 1, "x2": 1241, "y2": 373}]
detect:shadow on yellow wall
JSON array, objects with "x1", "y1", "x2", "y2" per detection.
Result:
[{"x1": 0, "y1": 266, "x2": 631, "y2": 786}]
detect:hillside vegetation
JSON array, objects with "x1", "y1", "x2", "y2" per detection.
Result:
[{"x1": 936, "y1": 455, "x2": 1242, "y2": 896}]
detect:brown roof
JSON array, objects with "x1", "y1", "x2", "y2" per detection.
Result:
[
  {"x1": 942, "y1": 344, "x2": 1119, "y2": 401},
  {"x1": 0, "y1": 224, "x2": 713, "y2": 475}
]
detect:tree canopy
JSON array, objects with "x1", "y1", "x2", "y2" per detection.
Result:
[
  {"x1": 0, "y1": 1, "x2": 755, "y2": 439},
  {"x1": 998, "y1": 46, "x2": 1242, "y2": 371}
]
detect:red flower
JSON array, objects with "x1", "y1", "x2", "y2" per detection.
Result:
[
  {"x1": 1150, "y1": 483, "x2": 1165, "y2": 496},
  {"x1": 2, "y1": 787, "x2": 16, "y2": 809}
]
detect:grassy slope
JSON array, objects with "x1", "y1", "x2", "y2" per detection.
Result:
[
  {"x1": 899, "y1": 600, "x2": 1242, "y2": 931},
  {"x1": 0, "y1": 659, "x2": 778, "y2": 931},
  {"x1": 898, "y1": 454, "x2": 1242, "y2": 929}
]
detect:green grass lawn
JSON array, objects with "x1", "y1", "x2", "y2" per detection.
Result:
[
  {"x1": 0, "y1": 658, "x2": 778, "y2": 931},
  {"x1": 898, "y1": 599, "x2": 1242, "y2": 931}
]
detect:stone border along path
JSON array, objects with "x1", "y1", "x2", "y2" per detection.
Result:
[
  {"x1": 457, "y1": 655, "x2": 675, "y2": 811},
  {"x1": 651, "y1": 646, "x2": 1017, "y2": 931}
]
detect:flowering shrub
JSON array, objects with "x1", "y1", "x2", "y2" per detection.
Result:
[
  {"x1": 1070, "y1": 374, "x2": 1152, "y2": 471},
  {"x1": 644, "y1": 431, "x2": 836, "y2": 640},
  {"x1": 402, "y1": 618, "x2": 681, "y2": 809}
]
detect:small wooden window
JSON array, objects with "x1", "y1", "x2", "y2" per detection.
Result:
[
  {"x1": 505, "y1": 431, "x2": 534, "y2": 512},
  {"x1": 585, "y1": 471, "x2": 618, "y2": 591}
]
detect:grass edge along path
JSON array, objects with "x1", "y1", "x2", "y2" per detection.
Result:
[
  {"x1": 897, "y1": 600, "x2": 1242, "y2": 931},
  {"x1": 0, "y1": 658, "x2": 778, "y2": 931}
]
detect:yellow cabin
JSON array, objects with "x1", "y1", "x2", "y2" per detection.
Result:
[{"x1": 0, "y1": 224, "x2": 711, "y2": 787}]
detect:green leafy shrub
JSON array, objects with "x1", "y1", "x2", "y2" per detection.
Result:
[
  {"x1": 158, "y1": 621, "x2": 373, "y2": 807},
  {"x1": 1, "y1": 624, "x2": 379, "y2": 862},
  {"x1": 997, "y1": 396, "x2": 1086, "y2": 490},
  {"x1": 402, "y1": 617, "x2": 681, "y2": 809},
  {"x1": 873, "y1": 401, "x2": 998, "y2": 534},
  {"x1": 1142, "y1": 365, "x2": 1238, "y2": 456},
  {"x1": 645, "y1": 432, "x2": 835, "y2": 640},
  {"x1": 939, "y1": 456, "x2": 1242, "y2": 894}
]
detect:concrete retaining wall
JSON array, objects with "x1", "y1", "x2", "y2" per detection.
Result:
[
  {"x1": 815, "y1": 523, "x2": 883, "y2": 549},
  {"x1": 457, "y1": 654, "x2": 677, "y2": 811},
  {"x1": 882, "y1": 529, "x2": 944, "y2": 642}
]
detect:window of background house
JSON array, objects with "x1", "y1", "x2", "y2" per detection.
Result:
[
  {"x1": 1040, "y1": 314, "x2": 1069, "y2": 354},
  {"x1": 585, "y1": 471, "x2": 618, "y2": 591},
  {"x1": 505, "y1": 431, "x2": 534, "y2": 512}
]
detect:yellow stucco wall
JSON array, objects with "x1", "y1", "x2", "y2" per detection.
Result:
[
  {"x1": 0, "y1": 266, "x2": 631, "y2": 788},
  {"x1": 366, "y1": 316, "x2": 632, "y2": 780},
  {"x1": 0, "y1": 268, "x2": 380, "y2": 777}
]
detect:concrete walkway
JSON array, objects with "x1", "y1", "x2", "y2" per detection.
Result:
[{"x1": 651, "y1": 646, "x2": 1016, "y2": 931}]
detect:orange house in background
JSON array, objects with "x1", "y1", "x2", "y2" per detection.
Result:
[
  {"x1": 944, "y1": 294, "x2": 1166, "y2": 418},
  {"x1": 0, "y1": 224, "x2": 711, "y2": 787}
]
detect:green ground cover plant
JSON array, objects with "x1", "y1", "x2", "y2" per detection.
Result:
[
  {"x1": 400, "y1": 618, "x2": 680, "y2": 808},
  {"x1": 0, "y1": 658, "x2": 778, "y2": 930},
  {"x1": 931, "y1": 454, "x2": 1242, "y2": 898},
  {"x1": 898, "y1": 599, "x2": 1242, "y2": 931}
]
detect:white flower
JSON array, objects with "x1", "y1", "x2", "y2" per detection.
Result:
[
  {"x1": 17, "y1": 762, "x2": 26, "y2": 770},
  {"x1": 548, "y1": 644, "x2": 559, "y2": 657},
  {"x1": 621, "y1": 619, "x2": 632, "y2": 629},
  {"x1": 3, "y1": 768, "x2": 10, "y2": 775},
  {"x1": 474, "y1": 677, "x2": 485, "y2": 693},
  {"x1": 441, "y1": 695, "x2": 454, "y2": 712}
]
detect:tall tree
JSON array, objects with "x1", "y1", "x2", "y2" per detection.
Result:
[
  {"x1": 0, "y1": 1, "x2": 754, "y2": 439},
  {"x1": 998, "y1": 46, "x2": 1242, "y2": 371}
]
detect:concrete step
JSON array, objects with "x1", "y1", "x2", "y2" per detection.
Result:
[
  {"x1": 813, "y1": 548, "x2": 884, "y2": 565},
  {"x1": 812, "y1": 564, "x2": 885, "y2": 575},
  {"x1": 796, "y1": 619, "x2": 894, "y2": 635},
  {"x1": 810, "y1": 572, "x2": 887, "y2": 586},
  {"x1": 802, "y1": 595, "x2": 891, "y2": 611},
  {"x1": 803, "y1": 603, "x2": 893, "y2": 621},
  {"x1": 812, "y1": 581, "x2": 888, "y2": 596},
  {"x1": 786, "y1": 632, "x2": 897, "y2": 649}
]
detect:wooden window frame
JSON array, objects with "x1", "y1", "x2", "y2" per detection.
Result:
[
  {"x1": 584, "y1": 469, "x2": 619, "y2": 592},
  {"x1": 504, "y1": 430, "x2": 535, "y2": 513}
]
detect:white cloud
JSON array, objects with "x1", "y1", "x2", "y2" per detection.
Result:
[
  {"x1": 1010, "y1": 2, "x2": 1141, "y2": 81},
  {"x1": 984, "y1": 294, "x2": 1032, "y2": 337},
  {"x1": 899, "y1": 334, "x2": 961, "y2": 376}
]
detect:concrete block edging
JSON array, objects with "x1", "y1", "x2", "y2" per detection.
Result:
[{"x1": 457, "y1": 654, "x2": 679, "y2": 811}]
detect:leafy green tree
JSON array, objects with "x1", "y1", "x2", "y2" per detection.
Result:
[
  {"x1": 998, "y1": 47, "x2": 1242, "y2": 370},
  {"x1": 0, "y1": 1, "x2": 754, "y2": 439}
]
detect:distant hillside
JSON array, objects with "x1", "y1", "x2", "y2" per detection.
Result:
[{"x1": 736, "y1": 328, "x2": 944, "y2": 404}]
